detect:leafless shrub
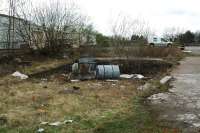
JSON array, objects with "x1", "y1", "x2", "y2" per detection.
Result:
[
  {"x1": 163, "y1": 27, "x2": 185, "y2": 41},
  {"x1": 11, "y1": 0, "x2": 89, "y2": 55},
  {"x1": 110, "y1": 13, "x2": 154, "y2": 58}
]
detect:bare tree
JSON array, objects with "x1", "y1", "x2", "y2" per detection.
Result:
[
  {"x1": 110, "y1": 13, "x2": 154, "y2": 58},
  {"x1": 163, "y1": 27, "x2": 185, "y2": 41},
  {"x1": 12, "y1": 0, "x2": 89, "y2": 54}
]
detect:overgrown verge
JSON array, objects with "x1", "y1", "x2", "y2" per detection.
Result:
[
  {"x1": 94, "y1": 81, "x2": 180, "y2": 133},
  {"x1": 79, "y1": 46, "x2": 183, "y2": 59}
]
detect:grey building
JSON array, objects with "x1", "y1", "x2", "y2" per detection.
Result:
[
  {"x1": 0, "y1": 14, "x2": 26, "y2": 49},
  {"x1": 0, "y1": 14, "x2": 97, "y2": 50}
]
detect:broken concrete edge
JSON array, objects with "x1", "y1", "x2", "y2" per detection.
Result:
[
  {"x1": 160, "y1": 76, "x2": 173, "y2": 85},
  {"x1": 137, "y1": 76, "x2": 173, "y2": 97}
]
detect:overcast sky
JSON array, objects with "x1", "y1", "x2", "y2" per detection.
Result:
[
  {"x1": 78, "y1": 0, "x2": 200, "y2": 35},
  {"x1": 1, "y1": 0, "x2": 200, "y2": 35}
]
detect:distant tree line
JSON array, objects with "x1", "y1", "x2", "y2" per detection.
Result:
[
  {"x1": 164, "y1": 28, "x2": 200, "y2": 45},
  {"x1": 178, "y1": 31, "x2": 200, "y2": 45},
  {"x1": 95, "y1": 33, "x2": 148, "y2": 47}
]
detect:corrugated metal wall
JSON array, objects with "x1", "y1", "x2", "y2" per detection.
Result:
[{"x1": 0, "y1": 15, "x2": 24, "y2": 49}]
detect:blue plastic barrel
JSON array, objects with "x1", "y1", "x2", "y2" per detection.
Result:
[
  {"x1": 96, "y1": 65, "x2": 105, "y2": 79},
  {"x1": 96, "y1": 65, "x2": 120, "y2": 79},
  {"x1": 112, "y1": 65, "x2": 120, "y2": 78}
]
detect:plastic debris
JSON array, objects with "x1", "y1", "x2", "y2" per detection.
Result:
[
  {"x1": 49, "y1": 121, "x2": 62, "y2": 126},
  {"x1": 37, "y1": 128, "x2": 45, "y2": 132},
  {"x1": 40, "y1": 121, "x2": 48, "y2": 125},
  {"x1": 120, "y1": 74, "x2": 144, "y2": 79},
  {"x1": 63, "y1": 120, "x2": 73, "y2": 124},
  {"x1": 47, "y1": 120, "x2": 73, "y2": 126},
  {"x1": 183, "y1": 50, "x2": 192, "y2": 53},
  {"x1": 71, "y1": 80, "x2": 80, "y2": 82},
  {"x1": 12, "y1": 71, "x2": 28, "y2": 80},
  {"x1": 134, "y1": 74, "x2": 144, "y2": 79},
  {"x1": 120, "y1": 74, "x2": 134, "y2": 79}
]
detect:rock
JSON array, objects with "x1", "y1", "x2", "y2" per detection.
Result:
[{"x1": 148, "y1": 93, "x2": 170, "y2": 104}]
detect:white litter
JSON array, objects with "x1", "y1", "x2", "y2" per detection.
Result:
[
  {"x1": 63, "y1": 120, "x2": 73, "y2": 124},
  {"x1": 160, "y1": 76, "x2": 172, "y2": 84},
  {"x1": 120, "y1": 74, "x2": 144, "y2": 79},
  {"x1": 12, "y1": 71, "x2": 28, "y2": 80},
  {"x1": 40, "y1": 121, "x2": 48, "y2": 125},
  {"x1": 183, "y1": 50, "x2": 192, "y2": 53},
  {"x1": 120, "y1": 74, "x2": 134, "y2": 79},
  {"x1": 37, "y1": 128, "x2": 45, "y2": 132},
  {"x1": 49, "y1": 121, "x2": 62, "y2": 126},
  {"x1": 48, "y1": 120, "x2": 73, "y2": 126},
  {"x1": 106, "y1": 80, "x2": 119, "y2": 82},
  {"x1": 134, "y1": 74, "x2": 144, "y2": 79},
  {"x1": 71, "y1": 80, "x2": 80, "y2": 82}
]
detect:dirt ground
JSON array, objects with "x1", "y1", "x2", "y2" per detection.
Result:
[{"x1": 148, "y1": 48, "x2": 200, "y2": 133}]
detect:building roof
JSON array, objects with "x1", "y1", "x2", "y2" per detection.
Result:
[{"x1": 0, "y1": 13, "x2": 27, "y2": 22}]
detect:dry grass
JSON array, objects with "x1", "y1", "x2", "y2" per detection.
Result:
[
  {"x1": 0, "y1": 76, "x2": 141, "y2": 132},
  {"x1": 78, "y1": 46, "x2": 183, "y2": 60},
  {"x1": 21, "y1": 58, "x2": 71, "y2": 75}
]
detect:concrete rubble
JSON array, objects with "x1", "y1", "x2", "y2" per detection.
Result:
[{"x1": 160, "y1": 76, "x2": 172, "y2": 84}]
